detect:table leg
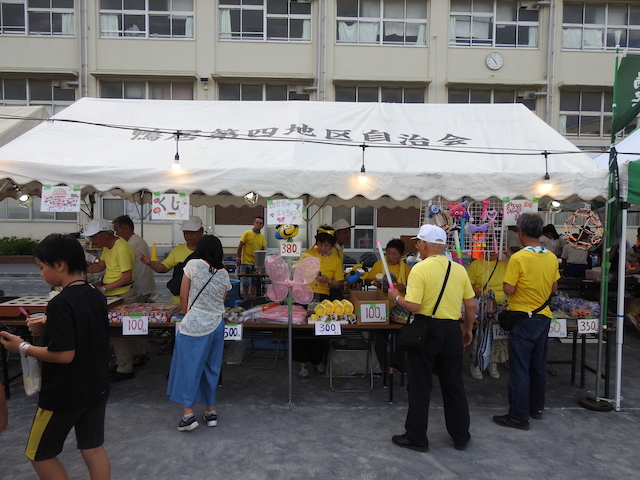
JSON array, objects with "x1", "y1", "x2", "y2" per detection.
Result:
[
  {"x1": 580, "y1": 334, "x2": 587, "y2": 388},
  {"x1": 1, "y1": 344, "x2": 9, "y2": 400},
  {"x1": 571, "y1": 329, "x2": 577, "y2": 385}
]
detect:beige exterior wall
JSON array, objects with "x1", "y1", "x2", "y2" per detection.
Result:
[{"x1": 0, "y1": 0, "x2": 627, "y2": 240}]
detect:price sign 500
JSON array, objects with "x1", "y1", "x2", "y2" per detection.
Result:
[{"x1": 224, "y1": 323, "x2": 243, "y2": 341}]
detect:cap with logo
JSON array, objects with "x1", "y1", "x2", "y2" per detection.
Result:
[
  {"x1": 412, "y1": 224, "x2": 447, "y2": 245},
  {"x1": 82, "y1": 219, "x2": 112, "y2": 237}
]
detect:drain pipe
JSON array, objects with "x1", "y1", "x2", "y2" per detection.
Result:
[
  {"x1": 544, "y1": 0, "x2": 555, "y2": 124},
  {"x1": 315, "y1": 0, "x2": 324, "y2": 101}
]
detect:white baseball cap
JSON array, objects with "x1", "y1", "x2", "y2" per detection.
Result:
[
  {"x1": 82, "y1": 219, "x2": 112, "y2": 237},
  {"x1": 180, "y1": 215, "x2": 203, "y2": 231},
  {"x1": 332, "y1": 218, "x2": 354, "y2": 231},
  {"x1": 412, "y1": 224, "x2": 447, "y2": 245}
]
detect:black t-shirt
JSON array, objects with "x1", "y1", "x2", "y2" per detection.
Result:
[{"x1": 39, "y1": 282, "x2": 110, "y2": 412}]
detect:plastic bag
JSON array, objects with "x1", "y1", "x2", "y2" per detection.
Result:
[{"x1": 20, "y1": 350, "x2": 41, "y2": 396}]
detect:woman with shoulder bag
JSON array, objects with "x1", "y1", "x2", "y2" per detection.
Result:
[{"x1": 167, "y1": 236, "x2": 231, "y2": 432}]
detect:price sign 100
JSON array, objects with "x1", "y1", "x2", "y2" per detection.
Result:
[
  {"x1": 360, "y1": 303, "x2": 387, "y2": 323},
  {"x1": 122, "y1": 315, "x2": 149, "y2": 335}
]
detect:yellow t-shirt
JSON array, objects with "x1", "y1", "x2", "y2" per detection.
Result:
[
  {"x1": 240, "y1": 230, "x2": 266, "y2": 265},
  {"x1": 161, "y1": 243, "x2": 195, "y2": 305},
  {"x1": 405, "y1": 255, "x2": 475, "y2": 319},
  {"x1": 101, "y1": 238, "x2": 135, "y2": 296},
  {"x1": 503, "y1": 248, "x2": 560, "y2": 318},
  {"x1": 301, "y1": 248, "x2": 345, "y2": 296},
  {"x1": 365, "y1": 260, "x2": 410, "y2": 287},
  {"x1": 466, "y1": 258, "x2": 509, "y2": 305}
]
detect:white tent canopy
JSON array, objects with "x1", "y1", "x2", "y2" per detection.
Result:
[
  {"x1": 0, "y1": 105, "x2": 48, "y2": 147},
  {"x1": 594, "y1": 126, "x2": 640, "y2": 203},
  {"x1": 0, "y1": 98, "x2": 608, "y2": 206}
]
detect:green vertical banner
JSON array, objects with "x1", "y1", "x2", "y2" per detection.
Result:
[{"x1": 612, "y1": 54, "x2": 640, "y2": 135}]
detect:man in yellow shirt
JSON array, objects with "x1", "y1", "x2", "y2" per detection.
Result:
[
  {"x1": 236, "y1": 216, "x2": 266, "y2": 300},
  {"x1": 389, "y1": 225, "x2": 476, "y2": 452},
  {"x1": 85, "y1": 218, "x2": 137, "y2": 382},
  {"x1": 493, "y1": 213, "x2": 559, "y2": 431},
  {"x1": 141, "y1": 216, "x2": 204, "y2": 306}
]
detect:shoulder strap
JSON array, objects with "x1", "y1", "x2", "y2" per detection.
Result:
[
  {"x1": 188, "y1": 267, "x2": 219, "y2": 309},
  {"x1": 432, "y1": 261, "x2": 452, "y2": 317},
  {"x1": 481, "y1": 260, "x2": 499, "y2": 293}
]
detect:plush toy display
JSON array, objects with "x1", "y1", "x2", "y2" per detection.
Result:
[{"x1": 275, "y1": 224, "x2": 299, "y2": 240}]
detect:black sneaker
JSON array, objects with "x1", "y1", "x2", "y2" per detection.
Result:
[
  {"x1": 109, "y1": 371, "x2": 135, "y2": 382},
  {"x1": 203, "y1": 411, "x2": 218, "y2": 427},
  {"x1": 529, "y1": 409, "x2": 543, "y2": 420},
  {"x1": 178, "y1": 416, "x2": 199, "y2": 432},
  {"x1": 492, "y1": 414, "x2": 530, "y2": 431}
]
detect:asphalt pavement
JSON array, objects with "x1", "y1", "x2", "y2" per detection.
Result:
[{"x1": 2, "y1": 263, "x2": 640, "y2": 479}]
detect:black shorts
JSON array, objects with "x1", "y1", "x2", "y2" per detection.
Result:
[{"x1": 25, "y1": 397, "x2": 108, "y2": 461}]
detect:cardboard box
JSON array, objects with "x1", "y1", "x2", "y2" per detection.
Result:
[{"x1": 349, "y1": 290, "x2": 390, "y2": 326}]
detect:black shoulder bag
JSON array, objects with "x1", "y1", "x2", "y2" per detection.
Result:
[
  {"x1": 498, "y1": 297, "x2": 550, "y2": 331},
  {"x1": 397, "y1": 261, "x2": 452, "y2": 352}
]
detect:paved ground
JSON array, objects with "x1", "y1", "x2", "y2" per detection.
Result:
[{"x1": 2, "y1": 265, "x2": 640, "y2": 479}]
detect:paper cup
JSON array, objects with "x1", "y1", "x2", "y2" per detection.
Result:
[{"x1": 27, "y1": 313, "x2": 46, "y2": 324}]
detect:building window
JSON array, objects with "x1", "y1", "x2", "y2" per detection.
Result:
[
  {"x1": 99, "y1": 0, "x2": 194, "y2": 38},
  {"x1": 0, "y1": 197, "x2": 77, "y2": 221},
  {"x1": 218, "y1": 83, "x2": 310, "y2": 100},
  {"x1": 219, "y1": 0, "x2": 311, "y2": 42},
  {"x1": 100, "y1": 80, "x2": 194, "y2": 99},
  {"x1": 0, "y1": 0, "x2": 74, "y2": 36},
  {"x1": 336, "y1": 0, "x2": 426, "y2": 45},
  {"x1": 449, "y1": 0, "x2": 539, "y2": 48},
  {"x1": 448, "y1": 87, "x2": 536, "y2": 111},
  {"x1": 0, "y1": 78, "x2": 76, "y2": 115},
  {"x1": 335, "y1": 85, "x2": 425, "y2": 102},
  {"x1": 101, "y1": 195, "x2": 181, "y2": 222},
  {"x1": 332, "y1": 206, "x2": 375, "y2": 251},
  {"x1": 558, "y1": 90, "x2": 637, "y2": 138},
  {"x1": 562, "y1": 2, "x2": 640, "y2": 51}
]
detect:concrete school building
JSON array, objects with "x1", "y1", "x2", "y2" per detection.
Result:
[{"x1": 0, "y1": 0, "x2": 634, "y2": 247}]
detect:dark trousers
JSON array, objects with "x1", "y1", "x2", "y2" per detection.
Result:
[
  {"x1": 404, "y1": 316, "x2": 470, "y2": 447},
  {"x1": 507, "y1": 314, "x2": 551, "y2": 421}
]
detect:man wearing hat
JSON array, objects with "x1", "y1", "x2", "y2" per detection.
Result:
[
  {"x1": 389, "y1": 224, "x2": 476, "y2": 452},
  {"x1": 141, "y1": 215, "x2": 204, "y2": 306},
  {"x1": 85, "y1": 218, "x2": 138, "y2": 381},
  {"x1": 330, "y1": 218, "x2": 354, "y2": 299}
]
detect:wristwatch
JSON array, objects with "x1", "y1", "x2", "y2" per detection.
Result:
[{"x1": 100, "y1": 286, "x2": 107, "y2": 293}]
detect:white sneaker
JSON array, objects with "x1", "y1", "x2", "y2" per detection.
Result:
[
  {"x1": 298, "y1": 367, "x2": 310, "y2": 382},
  {"x1": 470, "y1": 365, "x2": 483, "y2": 380},
  {"x1": 203, "y1": 411, "x2": 218, "y2": 427},
  {"x1": 489, "y1": 365, "x2": 500, "y2": 379}
]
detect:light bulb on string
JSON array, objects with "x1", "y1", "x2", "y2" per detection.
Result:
[
  {"x1": 172, "y1": 131, "x2": 182, "y2": 171},
  {"x1": 359, "y1": 144, "x2": 367, "y2": 184},
  {"x1": 541, "y1": 151, "x2": 552, "y2": 192}
]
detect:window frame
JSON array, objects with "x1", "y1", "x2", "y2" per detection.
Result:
[
  {"x1": 331, "y1": 206, "x2": 376, "y2": 253},
  {"x1": 334, "y1": 85, "x2": 425, "y2": 103},
  {"x1": 447, "y1": 87, "x2": 536, "y2": 111},
  {"x1": 0, "y1": 196, "x2": 78, "y2": 222},
  {"x1": 218, "y1": 82, "x2": 311, "y2": 101},
  {"x1": 99, "y1": 0, "x2": 195, "y2": 39},
  {"x1": 562, "y1": 2, "x2": 640, "y2": 51},
  {"x1": 449, "y1": 0, "x2": 540, "y2": 48},
  {"x1": 335, "y1": 0, "x2": 427, "y2": 46},
  {"x1": 0, "y1": 0, "x2": 75, "y2": 36},
  {"x1": 558, "y1": 89, "x2": 637, "y2": 139},
  {"x1": 218, "y1": 0, "x2": 312, "y2": 42},
  {"x1": 99, "y1": 80, "x2": 194, "y2": 100},
  {"x1": 0, "y1": 77, "x2": 76, "y2": 115}
]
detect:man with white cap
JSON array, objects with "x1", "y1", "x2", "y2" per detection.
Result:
[
  {"x1": 85, "y1": 218, "x2": 137, "y2": 381},
  {"x1": 388, "y1": 224, "x2": 476, "y2": 452},
  {"x1": 330, "y1": 218, "x2": 354, "y2": 299},
  {"x1": 331, "y1": 218, "x2": 354, "y2": 265},
  {"x1": 141, "y1": 215, "x2": 204, "y2": 306}
]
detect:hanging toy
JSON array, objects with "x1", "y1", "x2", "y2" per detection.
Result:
[
  {"x1": 563, "y1": 209, "x2": 603, "y2": 250},
  {"x1": 427, "y1": 203, "x2": 440, "y2": 218},
  {"x1": 275, "y1": 224, "x2": 299, "y2": 240},
  {"x1": 472, "y1": 232, "x2": 487, "y2": 259},
  {"x1": 486, "y1": 209, "x2": 499, "y2": 254},
  {"x1": 469, "y1": 222, "x2": 489, "y2": 234},
  {"x1": 480, "y1": 199, "x2": 491, "y2": 220},
  {"x1": 448, "y1": 203, "x2": 466, "y2": 219}
]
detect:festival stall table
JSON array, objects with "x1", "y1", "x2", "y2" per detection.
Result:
[{"x1": 0, "y1": 295, "x2": 123, "y2": 398}]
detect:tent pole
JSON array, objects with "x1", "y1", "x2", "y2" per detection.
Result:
[{"x1": 614, "y1": 205, "x2": 628, "y2": 410}]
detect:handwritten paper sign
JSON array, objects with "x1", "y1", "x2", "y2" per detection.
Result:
[
  {"x1": 266, "y1": 198, "x2": 304, "y2": 226},
  {"x1": 41, "y1": 185, "x2": 80, "y2": 212},
  {"x1": 151, "y1": 193, "x2": 190, "y2": 220},
  {"x1": 224, "y1": 323, "x2": 243, "y2": 341},
  {"x1": 315, "y1": 321, "x2": 342, "y2": 336},
  {"x1": 502, "y1": 199, "x2": 539, "y2": 226},
  {"x1": 122, "y1": 315, "x2": 149, "y2": 335}
]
